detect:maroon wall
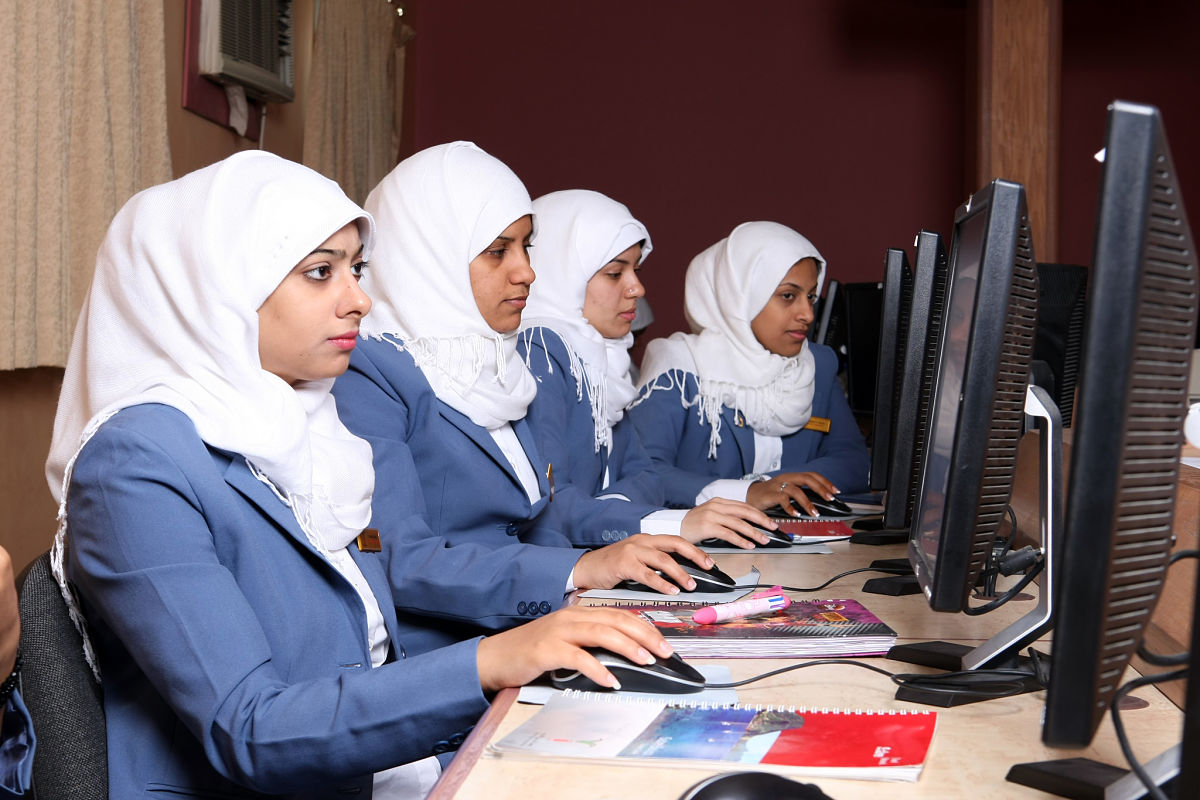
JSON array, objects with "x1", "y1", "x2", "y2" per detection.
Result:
[
  {"x1": 1058, "y1": 1, "x2": 1200, "y2": 268},
  {"x1": 405, "y1": 0, "x2": 969, "y2": 350}
]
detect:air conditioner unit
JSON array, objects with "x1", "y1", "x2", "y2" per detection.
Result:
[{"x1": 198, "y1": 0, "x2": 295, "y2": 104}]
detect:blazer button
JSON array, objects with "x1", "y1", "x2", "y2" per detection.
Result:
[
  {"x1": 516, "y1": 601, "x2": 528, "y2": 615},
  {"x1": 449, "y1": 733, "x2": 466, "y2": 746},
  {"x1": 505, "y1": 522, "x2": 520, "y2": 535},
  {"x1": 526, "y1": 600, "x2": 539, "y2": 616},
  {"x1": 432, "y1": 741, "x2": 450, "y2": 754},
  {"x1": 538, "y1": 601, "x2": 552, "y2": 615}
]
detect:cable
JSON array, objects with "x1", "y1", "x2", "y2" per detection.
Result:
[
  {"x1": 704, "y1": 656, "x2": 1043, "y2": 701},
  {"x1": 745, "y1": 565, "x2": 912, "y2": 594},
  {"x1": 963, "y1": 557, "x2": 1043, "y2": 616},
  {"x1": 1110, "y1": 667, "x2": 1188, "y2": 800},
  {"x1": 1135, "y1": 550, "x2": 1197, "y2": 666}
]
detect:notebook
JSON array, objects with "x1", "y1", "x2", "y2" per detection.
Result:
[
  {"x1": 621, "y1": 597, "x2": 897, "y2": 658},
  {"x1": 489, "y1": 690, "x2": 936, "y2": 782}
]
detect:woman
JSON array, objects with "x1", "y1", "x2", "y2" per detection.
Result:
[
  {"x1": 628, "y1": 220, "x2": 870, "y2": 516},
  {"x1": 46, "y1": 151, "x2": 672, "y2": 799},
  {"x1": 331, "y1": 143, "x2": 712, "y2": 645},
  {"x1": 518, "y1": 189, "x2": 775, "y2": 548}
]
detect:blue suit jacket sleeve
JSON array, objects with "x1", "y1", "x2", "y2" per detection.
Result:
[
  {"x1": 66, "y1": 405, "x2": 488, "y2": 796},
  {"x1": 0, "y1": 692, "x2": 34, "y2": 795}
]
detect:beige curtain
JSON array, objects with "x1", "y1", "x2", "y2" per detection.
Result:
[
  {"x1": 303, "y1": 0, "x2": 407, "y2": 205},
  {"x1": 0, "y1": 0, "x2": 171, "y2": 370}
]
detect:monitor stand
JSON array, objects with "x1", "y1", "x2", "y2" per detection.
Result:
[
  {"x1": 1006, "y1": 745, "x2": 1179, "y2": 799},
  {"x1": 888, "y1": 384, "x2": 1062, "y2": 707}
]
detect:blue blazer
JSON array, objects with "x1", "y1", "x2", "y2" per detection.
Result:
[
  {"x1": 334, "y1": 335, "x2": 592, "y2": 564},
  {"x1": 0, "y1": 693, "x2": 33, "y2": 795},
  {"x1": 628, "y1": 342, "x2": 870, "y2": 506},
  {"x1": 66, "y1": 404, "x2": 509, "y2": 799},
  {"x1": 519, "y1": 328, "x2": 667, "y2": 538}
]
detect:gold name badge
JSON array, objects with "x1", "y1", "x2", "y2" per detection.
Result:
[
  {"x1": 804, "y1": 416, "x2": 832, "y2": 433},
  {"x1": 356, "y1": 528, "x2": 382, "y2": 552}
]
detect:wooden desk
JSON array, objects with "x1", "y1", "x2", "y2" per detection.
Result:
[{"x1": 432, "y1": 541, "x2": 1186, "y2": 799}]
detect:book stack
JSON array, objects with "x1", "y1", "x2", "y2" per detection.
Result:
[
  {"x1": 626, "y1": 597, "x2": 897, "y2": 658},
  {"x1": 490, "y1": 690, "x2": 936, "y2": 782}
]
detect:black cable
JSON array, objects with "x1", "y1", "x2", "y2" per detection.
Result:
[
  {"x1": 746, "y1": 565, "x2": 912, "y2": 594},
  {"x1": 1135, "y1": 550, "x2": 1198, "y2": 666},
  {"x1": 963, "y1": 558, "x2": 1044, "y2": 616},
  {"x1": 1110, "y1": 667, "x2": 1189, "y2": 800},
  {"x1": 705, "y1": 656, "x2": 1043, "y2": 701}
]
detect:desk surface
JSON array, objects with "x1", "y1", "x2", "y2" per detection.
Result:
[{"x1": 432, "y1": 541, "x2": 1185, "y2": 799}]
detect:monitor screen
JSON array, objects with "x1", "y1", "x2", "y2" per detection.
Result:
[{"x1": 907, "y1": 179, "x2": 1039, "y2": 614}]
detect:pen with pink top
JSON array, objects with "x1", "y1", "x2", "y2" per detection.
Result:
[{"x1": 692, "y1": 593, "x2": 791, "y2": 625}]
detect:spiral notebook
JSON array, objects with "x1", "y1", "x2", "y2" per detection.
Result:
[
  {"x1": 489, "y1": 690, "x2": 936, "y2": 782},
  {"x1": 619, "y1": 598, "x2": 897, "y2": 658}
]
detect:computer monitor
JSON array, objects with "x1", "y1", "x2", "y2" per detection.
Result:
[
  {"x1": 881, "y1": 231, "x2": 949, "y2": 531},
  {"x1": 1006, "y1": 99, "x2": 1199, "y2": 799},
  {"x1": 812, "y1": 278, "x2": 839, "y2": 348},
  {"x1": 1044, "y1": 99, "x2": 1196, "y2": 748},
  {"x1": 867, "y1": 248, "x2": 913, "y2": 492},
  {"x1": 907, "y1": 178, "x2": 1040, "y2": 614},
  {"x1": 815, "y1": 280, "x2": 884, "y2": 416}
]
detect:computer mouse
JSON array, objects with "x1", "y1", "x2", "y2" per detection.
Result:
[
  {"x1": 767, "y1": 488, "x2": 853, "y2": 518},
  {"x1": 620, "y1": 553, "x2": 738, "y2": 593},
  {"x1": 700, "y1": 524, "x2": 792, "y2": 550},
  {"x1": 677, "y1": 771, "x2": 835, "y2": 800},
  {"x1": 549, "y1": 647, "x2": 706, "y2": 694}
]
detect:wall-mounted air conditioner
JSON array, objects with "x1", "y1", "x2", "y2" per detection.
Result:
[{"x1": 198, "y1": 0, "x2": 295, "y2": 104}]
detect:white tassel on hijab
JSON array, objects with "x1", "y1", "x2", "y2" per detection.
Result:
[
  {"x1": 635, "y1": 221, "x2": 826, "y2": 458},
  {"x1": 521, "y1": 189, "x2": 652, "y2": 453},
  {"x1": 45, "y1": 151, "x2": 378, "y2": 676},
  {"x1": 361, "y1": 141, "x2": 539, "y2": 430}
]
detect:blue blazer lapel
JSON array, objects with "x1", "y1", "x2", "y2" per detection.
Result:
[
  {"x1": 220, "y1": 455, "x2": 323, "y2": 558},
  {"x1": 724, "y1": 407, "x2": 757, "y2": 475},
  {"x1": 437, "y1": 402, "x2": 529, "y2": 494}
]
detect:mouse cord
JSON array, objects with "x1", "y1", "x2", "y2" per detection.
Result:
[
  {"x1": 705, "y1": 656, "x2": 1044, "y2": 700},
  {"x1": 745, "y1": 565, "x2": 911, "y2": 594}
]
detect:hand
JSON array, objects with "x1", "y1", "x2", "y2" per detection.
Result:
[
  {"x1": 679, "y1": 498, "x2": 777, "y2": 549},
  {"x1": 0, "y1": 546, "x2": 18, "y2": 678},
  {"x1": 573, "y1": 534, "x2": 713, "y2": 595},
  {"x1": 745, "y1": 471, "x2": 839, "y2": 517},
  {"x1": 475, "y1": 605, "x2": 673, "y2": 693}
]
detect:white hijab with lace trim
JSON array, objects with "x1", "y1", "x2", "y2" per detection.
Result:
[
  {"x1": 522, "y1": 189, "x2": 652, "y2": 452},
  {"x1": 636, "y1": 221, "x2": 826, "y2": 457},
  {"x1": 361, "y1": 141, "x2": 538, "y2": 431},
  {"x1": 45, "y1": 151, "x2": 377, "y2": 669}
]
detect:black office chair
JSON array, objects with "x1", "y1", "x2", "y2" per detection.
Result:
[{"x1": 17, "y1": 550, "x2": 108, "y2": 800}]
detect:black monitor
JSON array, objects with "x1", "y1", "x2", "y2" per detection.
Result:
[
  {"x1": 867, "y1": 248, "x2": 913, "y2": 492},
  {"x1": 880, "y1": 231, "x2": 950, "y2": 532},
  {"x1": 907, "y1": 179, "x2": 1040, "y2": 614},
  {"x1": 814, "y1": 280, "x2": 883, "y2": 416},
  {"x1": 812, "y1": 278, "x2": 839, "y2": 348},
  {"x1": 1008, "y1": 101, "x2": 1198, "y2": 797}
]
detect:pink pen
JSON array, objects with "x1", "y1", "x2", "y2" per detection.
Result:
[{"x1": 692, "y1": 593, "x2": 791, "y2": 625}]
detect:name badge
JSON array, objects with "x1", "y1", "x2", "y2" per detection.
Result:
[
  {"x1": 805, "y1": 416, "x2": 832, "y2": 434},
  {"x1": 356, "y1": 528, "x2": 382, "y2": 552},
  {"x1": 546, "y1": 463, "x2": 556, "y2": 502}
]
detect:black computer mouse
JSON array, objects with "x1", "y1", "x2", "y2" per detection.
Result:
[
  {"x1": 700, "y1": 524, "x2": 792, "y2": 550},
  {"x1": 677, "y1": 771, "x2": 835, "y2": 800},
  {"x1": 620, "y1": 553, "x2": 737, "y2": 593},
  {"x1": 549, "y1": 647, "x2": 706, "y2": 694},
  {"x1": 767, "y1": 488, "x2": 853, "y2": 518}
]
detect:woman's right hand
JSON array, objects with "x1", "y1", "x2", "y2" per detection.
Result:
[
  {"x1": 475, "y1": 605, "x2": 673, "y2": 693},
  {"x1": 679, "y1": 498, "x2": 777, "y2": 549},
  {"x1": 572, "y1": 534, "x2": 712, "y2": 595},
  {"x1": 745, "y1": 471, "x2": 838, "y2": 517}
]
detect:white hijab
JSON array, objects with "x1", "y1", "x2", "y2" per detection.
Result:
[
  {"x1": 636, "y1": 221, "x2": 826, "y2": 457},
  {"x1": 522, "y1": 189, "x2": 652, "y2": 452},
  {"x1": 361, "y1": 141, "x2": 538, "y2": 430},
  {"x1": 46, "y1": 152, "x2": 378, "y2": 659}
]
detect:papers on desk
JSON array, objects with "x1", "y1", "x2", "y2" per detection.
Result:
[
  {"x1": 579, "y1": 568, "x2": 762, "y2": 604},
  {"x1": 516, "y1": 664, "x2": 738, "y2": 707},
  {"x1": 490, "y1": 690, "x2": 936, "y2": 782}
]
